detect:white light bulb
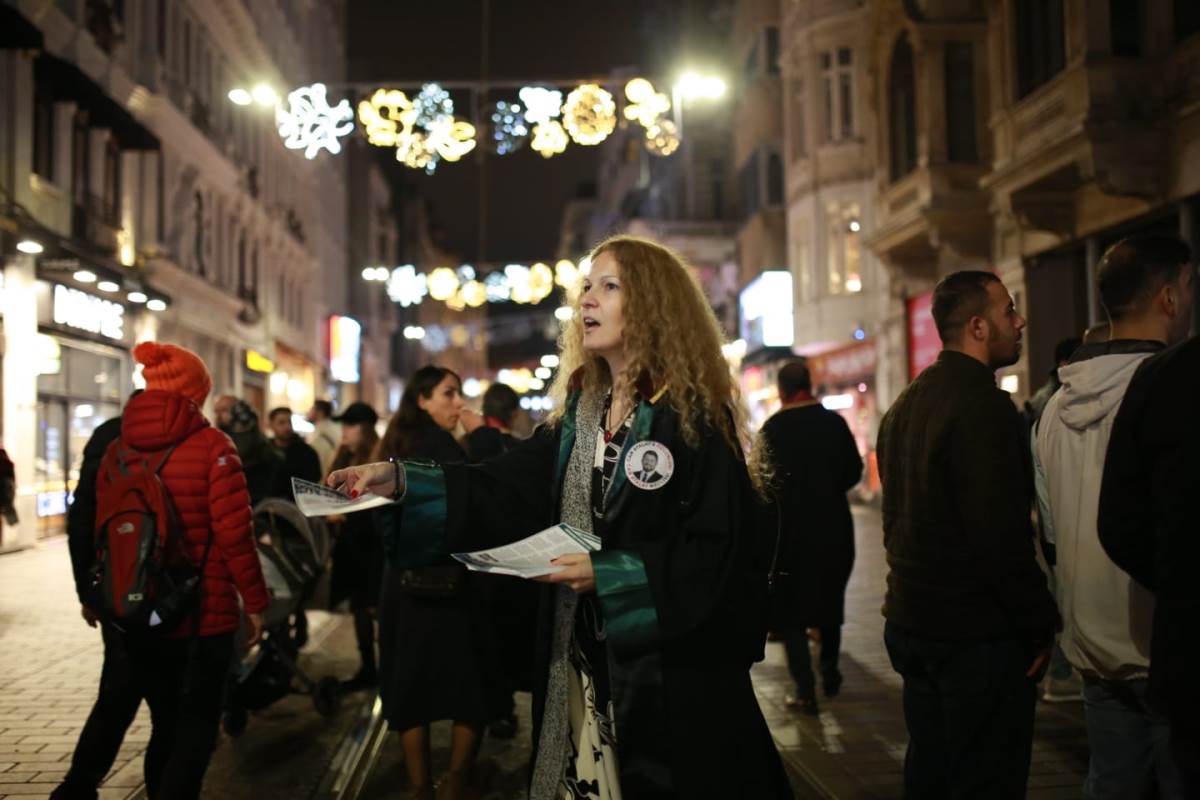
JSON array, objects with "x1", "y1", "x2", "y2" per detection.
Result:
[
  {"x1": 17, "y1": 239, "x2": 43, "y2": 254},
  {"x1": 97, "y1": 280, "x2": 119, "y2": 293},
  {"x1": 228, "y1": 88, "x2": 252, "y2": 106},
  {"x1": 252, "y1": 84, "x2": 278, "y2": 107},
  {"x1": 127, "y1": 291, "x2": 148, "y2": 303},
  {"x1": 146, "y1": 299, "x2": 167, "y2": 312},
  {"x1": 540, "y1": 354, "x2": 559, "y2": 368},
  {"x1": 554, "y1": 306, "x2": 574, "y2": 321}
]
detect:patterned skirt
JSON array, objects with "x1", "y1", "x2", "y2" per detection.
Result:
[{"x1": 559, "y1": 637, "x2": 622, "y2": 799}]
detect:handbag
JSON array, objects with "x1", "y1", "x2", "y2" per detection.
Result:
[{"x1": 397, "y1": 564, "x2": 465, "y2": 599}]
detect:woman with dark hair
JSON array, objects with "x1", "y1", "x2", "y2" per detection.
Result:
[
  {"x1": 326, "y1": 402, "x2": 381, "y2": 691},
  {"x1": 374, "y1": 366, "x2": 489, "y2": 800},
  {"x1": 331, "y1": 237, "x2": 791, "y2": 799}
]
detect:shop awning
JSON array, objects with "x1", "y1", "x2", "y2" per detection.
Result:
[
  {"x1": 34, "y1": 53, "x2": 158, "y2": 150},
  {"x1": 0, "y1": 4, "x2": 44, "y2": 49}
]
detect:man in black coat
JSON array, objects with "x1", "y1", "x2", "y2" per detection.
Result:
[
  {"x1": 876, "y1": 271, "x2": 1059, "y2": 798},
  {"x1": 1099, "y1": 333, "x2": 1200, "y2": 794},
  {"x1": 55, "y1": 395, "x2": 143, "y2": 799},
  {"x1": 757, "y1": 360, "x2": 862, "y2": 714},
  {"x1": 267, "y1": 406, "x2": 323, "y2": 485}
]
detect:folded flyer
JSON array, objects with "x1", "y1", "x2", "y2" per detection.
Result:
[
  {"x1": 292, "y1": 477, "x2": 395, "y2": 517},
  {"x1": 452, "y1": 523, "x2": 601, "y2": 579}
]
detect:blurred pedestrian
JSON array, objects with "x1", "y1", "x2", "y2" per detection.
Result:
[
  {"x1": 63, "y1": 342, "x2": 267, "y2": 800},
  {"x1": 215, "y1": 396, "x2": 285, "y2": 506},
  {"x1": 268, "y1": 406, "x2": 322, "y2": 485},
  {"x1": 464, "y1": 382, "x2": 538, "y2": 741},
  {"x1": 53, "y1": 391, "x2": 142, "y2": 799},
  {"x1": 1036, "y1": 236, "x2": 1194, "y2": 798},
  {"x1": 877, "y1": 270, "x2": 1059, "y2": 798},
  {"x1": 373, "y1": 367, "x2": 489, "y2": 799},
  {"x1": 326, "y1": 401, "x2": 383, "y2": 691},
  {"x1": 1024, "y1": 335, "x2": 1081, "y2": 430},
  {"x1": 1101, "y1": 333, "x2": 1200, "y2": 797},
  {"x1": 756, "y1": 360, "x2": 862, "y2": 715},
  {"x1": 0, "y1": 446, "x2": 16, "y2": 526},
  {"x1": 307, "y1": 400, "x2": 341, "y2": 476},
  {"x1": 329, "y1": 236, "x2": 791, "y2": 799}
]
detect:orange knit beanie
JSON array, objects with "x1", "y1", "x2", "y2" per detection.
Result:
[{"x1": 133, "y1": 341, "x2": 212, "y2": 408}]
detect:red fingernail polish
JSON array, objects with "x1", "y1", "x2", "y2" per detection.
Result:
[{"x1": 350, "y1": 490, "x2": 359, "y2": 498}]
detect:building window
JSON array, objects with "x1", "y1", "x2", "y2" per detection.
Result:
[
  {"x1": 766, "y1": 152, "x2": 784, "y2": 207},
  {"x1": 33, "y1": 87, "x2": 56, "y2": 181},
  {"x1": 156, "y1": 0, "x2": 167, "y2": 57},
  {"x1": 1177, "y1": 0, "x2": 1200, "y2": 42},
  {"x1": 888, "y1": 34, "x2": 917, "y2": 182},
  {"x1": 192, "y1": 191, "x2": 205, "y2": 277},
  {"x1": 102, "y1": 138, "x2": 120, "y2": 224},
  {"x1": 945, "y1": 43, "x2": 978, "y2": 163},
  {"x1": 792, "y1": 226, "x2": 812, "y2": 304},
  {"x1": 745, "y1": 26, "x2": 780, "y2": 80},
  {"x1": 1015, "y1": 0, "x2": 1065, "y2": 99},
  {"x1": 738, "y1": 146, "x2": 784, "y2": 222},
  {"x1": 71, "y1": 113, "x2": 90, "y2": 208},
  {"x1": 765, "y1": 27, "x2": 780, "y2": 75},
  {"x1": 789, "y1": 80, "x2": 807, "y2": 160},
  {"x1": 1110, "y1": 0, "x2": 1142, "y2": 56},
  {"x1": 820, "y1": 49, "x2": 855, "y2": 142},
  {"x1": 182, "y1": 18, "x2": 191, "y2": 85},
  {"x1": 828, "y1": 209, "x2": 863, "y2": 296}
]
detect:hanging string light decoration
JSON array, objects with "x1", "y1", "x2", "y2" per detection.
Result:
[
  {"x1": 425, "y1": 115, "x2": 477, "y2": 163},
  {"x1": 427, "y1": 267, "x2": 461, "y2": 301},
  {"x1": 519, "y1": 86, "x2": 568, "y2": 159},
  {"x1": 413, "y1": 82, "x2": 454, "y2": 129},
  {"x1": 623, "y1": 78, "x2": 671, "y2": 128},
  {"x1": 645, "y1": 119, "x2": 681, "y2": 157},
  {"x1": 359, "y1": 89, "x2": 415, "y2": 147},
  {"x1": 491, "y1": 101, "x2": 529, "y2": 154},
  {"x1": 460, "y1": 280, "x2": 488, "y2": 307},
  {"x1": 386, "y1": 265, "x2": 427, "y2": 307},
  {"x1": 530, "y1": 120, "x2": 568, "y2": 158},
  {"x1": 528, "y1": 262, "x2": 555, "y2": 301},
  {"x1": 484, "y1": 271, "x2": 511, "y2": 302},
  {"x1": 562, "y1": 84, "x2": 617, "y2": 145},
  {"x1": 275, "y1": 83, "x2": 354, "y2": 159}
]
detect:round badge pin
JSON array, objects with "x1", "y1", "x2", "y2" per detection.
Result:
[{"x1": 625, "y1": 441, "x2": 674, "y2": 490}]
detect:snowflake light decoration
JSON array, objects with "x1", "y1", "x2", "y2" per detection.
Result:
[
  {"x1": 387, "y1": 265, "x2": 427, "y2": 307},
  {"x1": 275, "y1": 83, "x2": 354, "y2": 159},
  {"x1": 531, "y1": 120, "x2": 569, "y2": 158},
  {"x1": 425, "y1": 115, "x2": 477, "y2": 162},
  {"x1": 645, "y1": 119, "x2": 681, "y2": 157},
  {"x1": 358, "y1": 89, "x2": 418, "y2": 148},
  {"x1": 484, "y1": 271, "x2": 511, "y2": 302},
  {"x1": 520, "y1": 87, "x2": 563, "y2": 125},
  {"x1": 624, "y1": 78, "x2": 671, "y2": 128},
  {"x1": 414, "y1": 83, "x2": 454, "y2": 129},
  {"x1": 563, "y1": 84, "x2": 617, "y2": 146},
  {"x1": 491, "y1": 101, "x2": 529, "y2": 155}
]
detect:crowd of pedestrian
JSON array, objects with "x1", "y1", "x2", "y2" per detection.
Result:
[{"x1": 41, "y1": 230, "x2": 1200, "y2": 800}]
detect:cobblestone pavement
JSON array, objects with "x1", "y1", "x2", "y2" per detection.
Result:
[{"x1": 752, "y1": 506, "x2": 1089, "y2": 799}]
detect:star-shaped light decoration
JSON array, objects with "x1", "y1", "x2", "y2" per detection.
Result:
[
  {"x1": 520, "y1": 87, "x2": 563, "y2": 125},
  {"x1": 623, "y1": 78, "x2": 671, "y2": 128},
  {"x1": 276, "y1": 83, "x2": 354, "y2": 159}
]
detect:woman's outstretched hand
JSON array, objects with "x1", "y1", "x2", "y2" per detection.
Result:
[
  {"x1": 534, "y1": 553, "x2": 595, "y2": 594},
  {"x1": 326, "y1": 461, "x2": 399, "y2": 499}
]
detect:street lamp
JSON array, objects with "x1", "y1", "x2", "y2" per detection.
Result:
[
  {"x1": 671, "y1": 70, "x2": 727, "y2": 134},
  {"x1": 227, "y1": 83, "x2": 279, "y2": 108}
]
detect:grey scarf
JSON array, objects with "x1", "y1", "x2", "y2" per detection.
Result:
[{"x1": 529, "y1": 389, "x2": 605, "y2": 800}]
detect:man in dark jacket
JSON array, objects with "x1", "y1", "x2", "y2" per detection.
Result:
[
  {"x1": 55, "y1": 395, "x2": 143, "y2": 800},
  {"x1": 757, "y1": 360, "x2": 862, "y2": 715},
  {"x1": 876, "y1": 270, "x2": 1059, "y2": 798},
  {"x1": 268, "y1": 406, "x2": 322, "y2": 485},
  {"x1": 1099, "y1": 333, "x2": 1200, "y2": 794},
  {"x1": 215, "y1": 396, "x2": 286, "y2": 506}
]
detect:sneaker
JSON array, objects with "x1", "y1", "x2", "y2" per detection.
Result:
[
  {"x1": 1042, "y1": 673, "x2": 1083, "y2": 703},
  {"x1": 823, "y1": 671, "x2": 843, "y2": 698},
  {"x1": 784, "y1": 692, "x2": 819, "y2": 716}
]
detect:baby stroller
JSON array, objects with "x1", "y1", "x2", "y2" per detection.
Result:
[{"x1": 222, "y1": 497, "x2": 340, "y2": 736}]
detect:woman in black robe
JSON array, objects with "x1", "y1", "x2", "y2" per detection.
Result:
[
  {"x1": 373, "y1": 366, "x2": 491, "y2": 800},
  {"x1": 332, "y1": 236, "x2": 792, "y2": 799}
]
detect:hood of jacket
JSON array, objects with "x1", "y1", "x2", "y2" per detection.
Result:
[
  {"x1": 120, "y1": 390, "x2": 210, "y2": 451},
  {"x1": 1054, "y1": 342, "x2": 1161, "y2": 431}
]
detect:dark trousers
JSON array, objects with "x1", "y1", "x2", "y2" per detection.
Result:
[
  {"x1": 784, "y1": 625, "x2": 841, "y2": 699},
  {"x1": 53, "y1": 625, "x2": 142, "y2": 799},
  {"x1": 57, "y1": 629, "x2": 234, "y2": 800},
  {"x1": 884, "y1": 622, "x2": 1038, "y2": 799}
]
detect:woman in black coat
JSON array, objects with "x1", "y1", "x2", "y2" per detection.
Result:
[
  {"x1": 373, "y1": 366, "x2": 491, "y2": 800},
  {"x1": 331, "y1": 236, "x2": 792, "y2": 799},
  {"x1": 757, "y1": 360, "x2": 863, "y2": 713}
]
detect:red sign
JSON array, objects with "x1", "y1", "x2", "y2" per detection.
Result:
[
  {"x1": 907, "y1": 292, "x2": 940, "y2": 380},
  {"x1": 809, "y1": 341, "x2": 877, "y2": 386}
]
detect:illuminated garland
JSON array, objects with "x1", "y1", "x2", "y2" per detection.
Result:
[{"x1": 364, "y1": 257, "x2": 592, "y2": 309}]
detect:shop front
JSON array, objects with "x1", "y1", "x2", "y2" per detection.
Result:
[
  {"x1": 271, "y1": 341, "x2": 318, "y2": 420},
  {"x1": 807, "y1": 339, "x2": 881, "y2": 494},
  {"x1": 737, "y1": 271, "x2": 795, "y2": 429},
  {"x1": 32, "y1": 281, "x2": 133, "y2": 538}
]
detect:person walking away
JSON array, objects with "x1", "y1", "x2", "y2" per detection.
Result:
[
  {"x1": 70, "y1": 342, "x2": 267, "y2": 799},
  {"x1": 1100, "y1": 332, "x2": 1200, "y2": 798},
  {"x1": 326, "y1": 401, "x2": 383, "y2": 691},
  {"x1": 215, "y1": 396, "x2": 286, "y2": 506},
  {"x1": 756, "y1": 360, "x2": 862, "y2": 715},
  {"x1": 876, "y1": 270, "x2": 1059, "y2": 798},
  {"x1": 374, "y1": 368, "x2": 490, "y2": 799},
  {"x1": 1035, "y1": 235, "x2": 1194, "y2": 799},
  {"x1": 268, "y1": 406, "x2": 322, "y2": 486},
  {"x1": 53, "y1": 392, "x2": 142, "y2": 799},
  {"x1": 307, "y1": 400, "x2": 341, "y2": 477},
  {"x1": 329, "y1": 236, "x2": 791, "y2": 799},
  {"x1": 463, "y1": 382, "x2": 538, "y2": 741}
]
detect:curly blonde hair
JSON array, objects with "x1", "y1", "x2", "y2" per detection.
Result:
[{"x1": 548, "y1": 235, "x2": 754, "y2": 462}]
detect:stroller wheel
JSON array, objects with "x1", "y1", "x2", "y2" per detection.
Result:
[
  {"x1": 313, "y1": 676, "x2": 341, "y2": 717},
  {"x1": 223, "y1": 705, "x2": 248, "y2": 737}
]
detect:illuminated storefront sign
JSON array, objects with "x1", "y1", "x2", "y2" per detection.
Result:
[
  {"x1": 327, "y1": 315, "x2": 362, "y2": 383},
  {"x1": 907, "y1": 291, "x2": 939, "y2": 380},
  {"x1": 739, "y1": 271, "x2": 794, "y2": 349},
  {"x1": 52, "y1": 284, "x2": 125, "y2": 341},
  {"x1": 245, "y1": 349, "x2": 276, "y2": 374}
]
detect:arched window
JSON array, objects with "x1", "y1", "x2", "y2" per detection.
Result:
[{"x1": 888, "y1": 34, "x2": 917, "y2": 182}]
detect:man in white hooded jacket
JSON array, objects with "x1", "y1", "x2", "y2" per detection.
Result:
[{"x1": 1034, "y1": 235, "x2": 1194, "y2": 800}]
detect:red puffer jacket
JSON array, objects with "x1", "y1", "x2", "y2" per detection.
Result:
[{"x1": 101, "y1": 390, "x2": 269, "y2": 636}]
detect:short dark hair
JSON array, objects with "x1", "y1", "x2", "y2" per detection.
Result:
[
  {"x1": 1054, "y1": 336, "x2": 1082, "y2": 365},
  {"x1": 311, "y1": 400, "x2": 333, "y2": 418},
  {"x1": 932, "y1": 270, "x2": 1002, "y2": 344},
  {"x1": 777, "y1": 360, "x2": 811, "y2": 398},
  {"x1": 1097, "y1": 235, "x2": 1193, "y2": 322},
  {"x1": 268, "y1": 406, "x2": 292, "y2": 421},
  {"x1": 482, "y1": 383, "x2": 519, "y2": 425}
]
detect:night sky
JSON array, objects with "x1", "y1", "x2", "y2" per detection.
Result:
[{"x1": 346, "y1": 0, "x2": 694, "y2": 264}]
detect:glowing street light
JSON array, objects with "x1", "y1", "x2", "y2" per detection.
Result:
[
  {"x1": 17, "y1": 239, "x2": 44, "y2": 254},
  {"x1": 228, "y1": 88, "x2": 253, "y2": 106},
  {"x1": 252, "y1": 84, "x2": 279, "y2": 107},
  {"x1": 674, "y1": 71, "x2": 727, "y2": 101}
]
